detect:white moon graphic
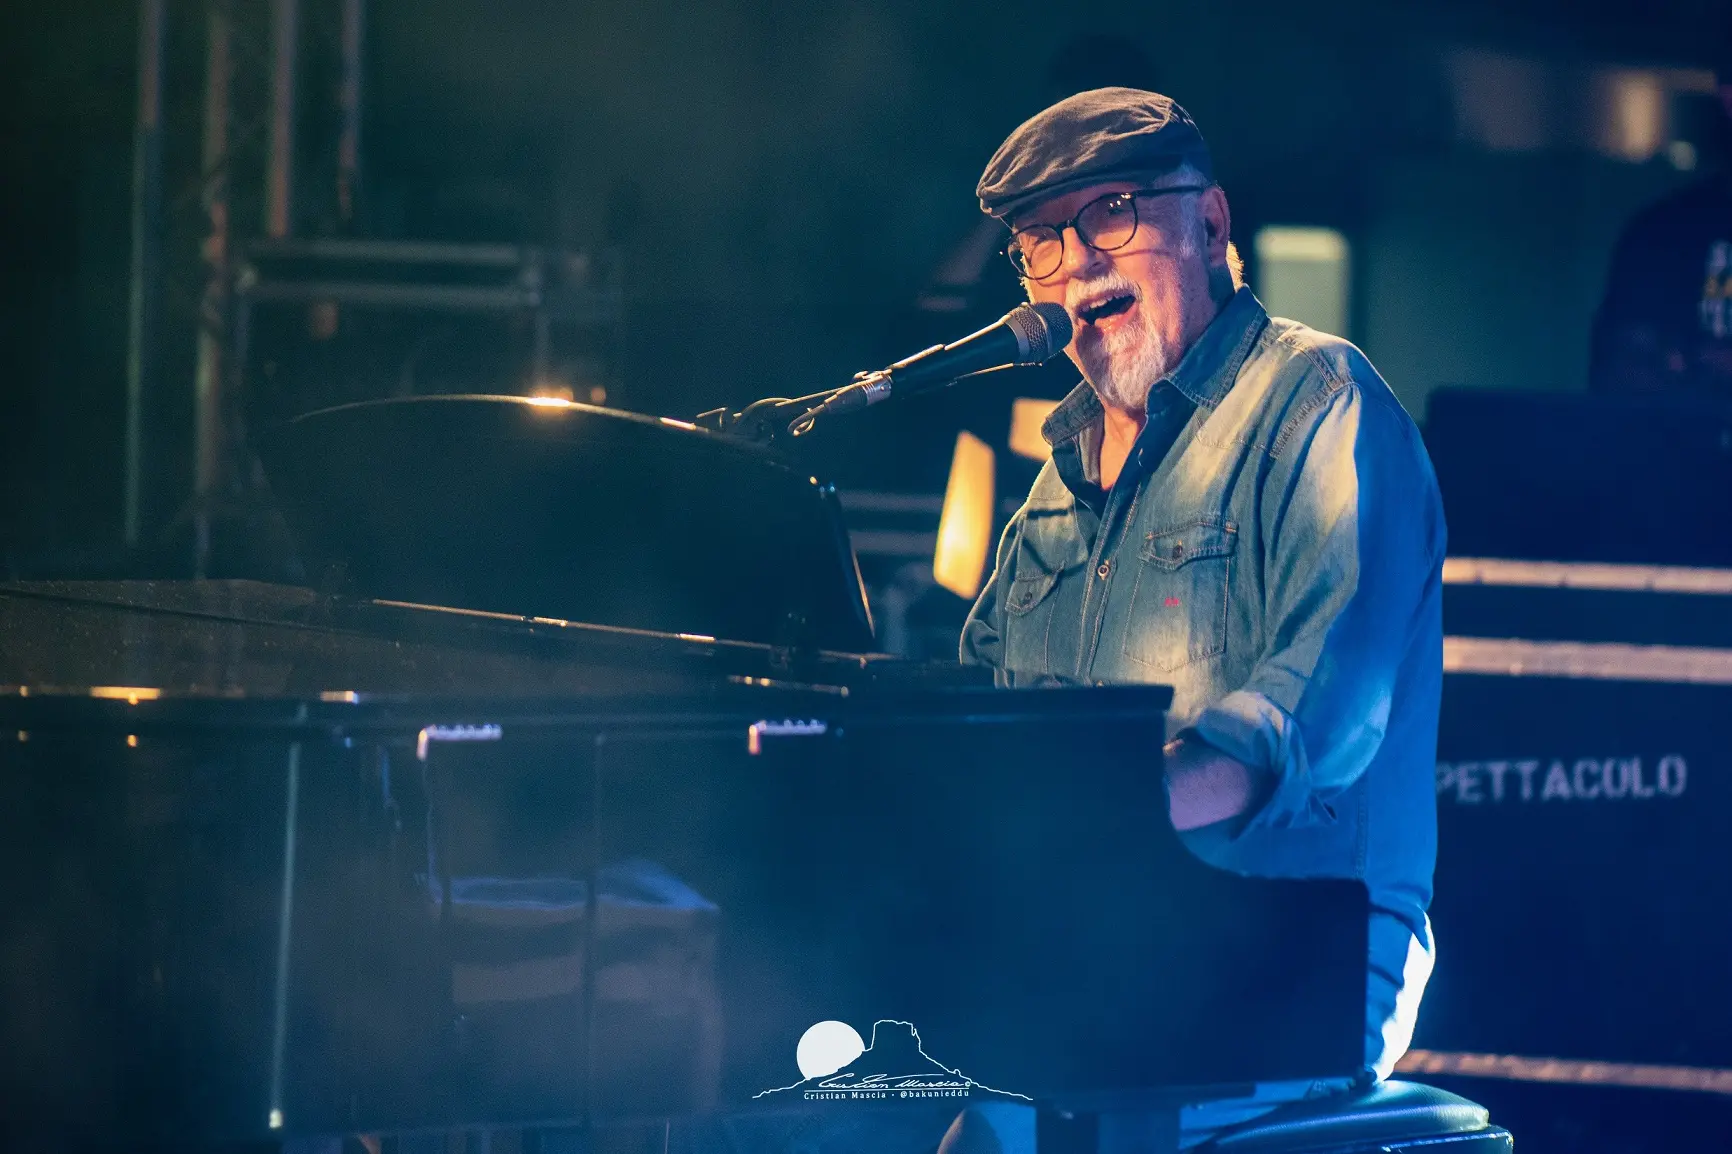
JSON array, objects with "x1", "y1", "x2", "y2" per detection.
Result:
[{"x1": 796, "y1": 1020, "x2": 866, "y2": 1079}]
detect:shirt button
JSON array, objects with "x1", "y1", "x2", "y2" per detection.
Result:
[{"x1": 1096, "y1": 561, "x2": 1111, "y2": 579}]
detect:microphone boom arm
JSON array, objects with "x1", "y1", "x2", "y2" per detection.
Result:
[{"x1": 692, "y1": 302, "x2": 1071, "y2": 444}]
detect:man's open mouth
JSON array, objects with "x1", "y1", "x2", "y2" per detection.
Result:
[{"x1": 1078, "y1": 294, "x2": 1135, "y2": 325}]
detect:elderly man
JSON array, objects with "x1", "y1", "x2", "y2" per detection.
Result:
[{"x1": 942, "y1": 88, "x2": 1445, "y2": 1151}]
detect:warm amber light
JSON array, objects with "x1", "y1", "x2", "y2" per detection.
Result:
[
  {"x1": 528, "y1": 378, "x2": 575, "y2": 402},
  {"x1": 524, "y1": 395, "x2": 574, "y2": 409},
  {"x1": 90, "y1": 686, "x2": 161, "y2": 704},
  {"x1": 1008, "y1": 398, "x2": 1060, "y2": 461},
  {"x1": 933, "y1": 430, "x2": 995, "y2": 600}
]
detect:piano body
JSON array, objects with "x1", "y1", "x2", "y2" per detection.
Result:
[{"x1": 0, "y1": 398, "x2": 1367, "y2": 1148}]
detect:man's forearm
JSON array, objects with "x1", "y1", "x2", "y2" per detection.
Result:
[{"x1": 1163, "y1": 735, "x2": 1264, "y2": 831}]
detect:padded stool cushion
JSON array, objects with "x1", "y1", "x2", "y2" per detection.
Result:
[{"x1": 1204, "y1": 1080, "x2": 1489, "y2": 1152}]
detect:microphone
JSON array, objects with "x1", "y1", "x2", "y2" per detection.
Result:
[{"x1": 802, "y1": 302, "x2": 1073, "y2": 424}]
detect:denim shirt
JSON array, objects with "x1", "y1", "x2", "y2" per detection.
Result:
[{"x1": 961, "y1": 288, "x2": 1445, "y2": 1078}]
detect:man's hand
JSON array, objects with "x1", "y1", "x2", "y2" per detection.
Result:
[{"x1": 1163, "y1": 736, "x2": 1265, "y2": 831}]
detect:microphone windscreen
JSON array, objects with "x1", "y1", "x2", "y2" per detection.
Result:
[{"x1": 1008, "y1": 301, "x2": 1073, "y2": 361}]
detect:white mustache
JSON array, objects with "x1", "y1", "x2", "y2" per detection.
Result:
[{"x1": 1063, "y1": 272, "x2": 1141, "y2": 321}]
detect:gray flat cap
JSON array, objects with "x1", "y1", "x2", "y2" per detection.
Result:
[{"x1": 976, "y1": 87, "x2": 1213, "y2": 219}]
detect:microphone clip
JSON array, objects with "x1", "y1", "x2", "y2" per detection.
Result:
[
  {"x1": 786, "y1": 371, "x2": 892, "y2": 436},
  {"x1": 690, "y1": 371, "x2": 891, "y2": 446}
]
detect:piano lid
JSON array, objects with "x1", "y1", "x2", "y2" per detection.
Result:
[
  {"x1": 256, "y1": 396, "x2": 877, "y2": 653},
  {"x1": 0, "y1": 577, "x2": 976, "y2": 702}
]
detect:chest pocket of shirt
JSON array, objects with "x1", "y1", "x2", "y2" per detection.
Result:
[
  {"x1": 1122, "y1": 517, "x2": 1235, "y2": 673},
  {"x1": 1002, "y1": 568, "x2": 1063, "y2": 674}
]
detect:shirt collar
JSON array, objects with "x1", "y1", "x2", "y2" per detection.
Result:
[
  {"x1": 1040, "y1": 286, "x2": 1270, "y2": 450},
  {"x1": 1165, "y1": 286, "x2": 1269, "y2": 408}
]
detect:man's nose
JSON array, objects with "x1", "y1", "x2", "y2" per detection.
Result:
[{"x1": 1058, "y1": 225, "x2": 1107, "y2": 280}]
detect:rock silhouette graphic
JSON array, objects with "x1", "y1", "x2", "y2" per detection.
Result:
[
  {"x1": 754, "y1": 1019, "x2": 1030, "y2": 1100},
  {"x1": 824, "y1": 1021, "x2": 953, "y2": 1081}
]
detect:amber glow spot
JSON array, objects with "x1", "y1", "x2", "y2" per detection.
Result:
[
  {"x1": 933, "y1": 431, "x2": 996, "y2": 601},
  {"x1": 1599, "y1": 69, "x2": 1666, "y2": 162},
  {"x1": 126, "y1": 735, "x2": 139, "y2": 748},
  {"x1": 524, "y1": 395, "x2": 574, "y2": 408},
  {"x1": 90, "y1": 686, "x2": 161, "y2": 704},
  {"x1": 1008, "y1": 398, "x2": 1060, "y2": 461},
  {"x1": 528, "y1": 377, "x2": 575, "y2": 402}
]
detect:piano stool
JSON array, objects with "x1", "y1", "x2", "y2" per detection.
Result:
[{"x1": 1195, "y1": 1079, "x2": 1512, "y2": 1153}]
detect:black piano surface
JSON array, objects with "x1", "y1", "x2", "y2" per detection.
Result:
[
  {"x1": 0, "y1": 398, "x2": 1368, "y2": 1148},
  {"x1": 256, "y1": 395, "x2": 878, "y2": 653}
]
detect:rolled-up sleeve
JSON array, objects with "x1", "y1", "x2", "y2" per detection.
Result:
[{"x1": 1187, "y1": 381, "x2": 1443, "y2": 831}]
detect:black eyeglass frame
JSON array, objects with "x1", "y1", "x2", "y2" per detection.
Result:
[{"x1": 1004, "y1": 185, "x2": 1211, "y2": 280}]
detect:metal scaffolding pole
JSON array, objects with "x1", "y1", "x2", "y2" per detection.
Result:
[
  {"x1": 337, "y1": 0, "x2": 365, "y2": 226},
  {"x1": 265, "y1": 0, "x2": 298, "y2": 239},
  {"x1": 124, "y1": 0, "x2": 166, "y2": 547},
  {"x1": 193, "y1": 0, "x2": 234, "y2": 576}
]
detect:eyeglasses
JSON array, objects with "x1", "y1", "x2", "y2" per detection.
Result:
[{"x1": 1005, "y1": 185, "x2": 1209, "y2": 281}]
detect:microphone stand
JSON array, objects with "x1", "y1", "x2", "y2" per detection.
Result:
[
  {"x1": 692, "y1": 371, "x2": 891, "y2": 447},
  {"x1": 697, "y1": 302, "x2": 1068, "y2": 446}
]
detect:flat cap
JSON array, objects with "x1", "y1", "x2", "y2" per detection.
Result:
[{"x1": 976, "y1": 87, "x2": 1212, "y2": 219}]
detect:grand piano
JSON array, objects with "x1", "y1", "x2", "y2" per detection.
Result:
[{"x1": 0, "y1": 398, "x2": 1370, "y2": 1151}]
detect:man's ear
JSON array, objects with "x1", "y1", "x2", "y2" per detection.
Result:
[{"x1": 1200, "y1": 185, "x2": 1232, "y2": 267}]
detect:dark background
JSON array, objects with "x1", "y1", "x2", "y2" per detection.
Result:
[{"x1": 4, "y1": 0, "x2": 1729, "y2": 571}]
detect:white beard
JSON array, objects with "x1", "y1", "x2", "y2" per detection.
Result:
[
  {"x1": 1065, "y1": 224, "x2": 1201, "y2": 413},
  {"x1": 1087, "y1": 300, "x2": 1172, "y2": 412}
]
